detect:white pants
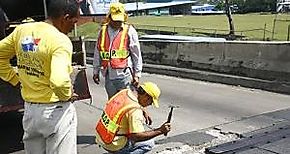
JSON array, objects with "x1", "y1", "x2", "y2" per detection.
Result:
[{"x1": 22, "y1": 102, "x2": 77, "y2": 154}]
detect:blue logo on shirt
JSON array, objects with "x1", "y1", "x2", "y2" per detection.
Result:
[{"x1": 21, "y1": 36, "x2": 40, "y2": 52}]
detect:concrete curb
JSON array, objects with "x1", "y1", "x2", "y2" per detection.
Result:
[
  {"x1": 143, "y1": 63, "x2": 290, "y2": 95},
  {"x1": 86, "y1": 57, "x2": 290, "y2": 95}
]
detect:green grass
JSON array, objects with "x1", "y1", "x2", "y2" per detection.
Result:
[
  {"x1": 69, "y1": 22, "x2": 99, "y2": 39},
  {"x1": 73, "y1": 13, "x2": 290, "y2": 41}
]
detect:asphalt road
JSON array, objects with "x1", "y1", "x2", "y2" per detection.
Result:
[{"x1": 2, "y1": 66, "x2": 290, "y2": 154}]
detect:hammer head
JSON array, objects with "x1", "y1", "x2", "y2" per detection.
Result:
[
  {"x1": 168, "y1": 105, "x2": 180, "y2": 109},
  {"x1": 165, "y1": 104, "x2": 179, "y2": 136}
]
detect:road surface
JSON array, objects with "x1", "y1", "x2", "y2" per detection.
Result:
[{"x1": 2, "y1": 66, "x2": 290, "y2": 154}]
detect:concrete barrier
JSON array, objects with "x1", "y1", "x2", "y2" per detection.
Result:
[
  {"x1": 80, "y1": 39, "x2": 290, "y2": 94},
  {"x1": 139, "y1": 40, "x2": 290, "y2": 82}
]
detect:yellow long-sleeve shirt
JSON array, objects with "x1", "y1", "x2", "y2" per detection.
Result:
[{"x1": 0, "y1": 22, "x2": 73, "y2": 103}]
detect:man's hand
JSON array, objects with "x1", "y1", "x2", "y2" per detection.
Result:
[
  {"x1": 143, "y1": 110, "x2": 152, "y2": 125},
  {"x1": 70, "y1": 86, "x2": 79, "y2": 102},
  {"x1": 159, "y1": 122, "x2": 171, "y2": 135},
  {"x1": 14, "y1": 81, "x2": 21, "y2": 89},
  {"x1": 70, "y1": 93, "x2": 79, "y2": 102},
  {"x1": 132, "y1": 76, "x2": 139, "y2": 88},
  {"x1": 93, "y1": 74, "x2": 100, "y2": 84}
]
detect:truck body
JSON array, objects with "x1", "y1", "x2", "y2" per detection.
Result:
[
  {"x1": 0, "y1": 3, "x2": 27, "y2": 113},
  {"x1": 0, "y1": 0, "x2": 91, "y2": 113}
]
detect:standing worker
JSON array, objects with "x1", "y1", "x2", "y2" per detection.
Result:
[
  {"x1": 0, "y1": 0, "x2": 80, "y2": 153},
  {"x1": 96, "y1": 82, "x2": 171, "y2": 153},
  {"x1": 93, "y1": 2, "x2": 143, "y2": 99}
]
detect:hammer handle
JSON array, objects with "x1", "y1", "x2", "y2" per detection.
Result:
[
  {"x1": 167, "y1": 107, "x2": 173, "y2": 123},
  {"x1": 164, "y1": 107, "x2": 173, "y2": 136}
]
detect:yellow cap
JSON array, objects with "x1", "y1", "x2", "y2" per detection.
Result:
[
  {"x1": 109, "y1": 2, "x2": 126, "y2": 22},
  {"x1": 140, "y1": 82, "x2": 161, "y2": 108}
]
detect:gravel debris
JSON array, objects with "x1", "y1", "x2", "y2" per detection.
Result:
[{"x1": 154, "y1": 129, "x2": 239, "y2": 154}]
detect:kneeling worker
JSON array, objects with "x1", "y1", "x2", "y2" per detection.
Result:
[{"x1": 96, "y1": 82, "x2": 171, "y2": 153}]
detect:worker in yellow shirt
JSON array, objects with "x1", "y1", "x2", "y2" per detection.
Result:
[
  {"x1": 0, "y1": 0, "x2": 80, "y2": 153},
  {"x1": 96, "y1": 82, "x2": 171, "y2": 153}
]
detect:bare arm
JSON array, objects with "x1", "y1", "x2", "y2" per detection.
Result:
[{"x1": 129, "y1": 122, "x2": 171, "y2": 142}]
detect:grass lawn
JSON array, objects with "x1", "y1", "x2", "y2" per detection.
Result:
[{"x1": 73, "y1": 13, "x2": 290, "y2": 41}]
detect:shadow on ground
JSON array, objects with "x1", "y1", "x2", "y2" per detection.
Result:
[
  {"x1": 0, "y1": 112, "x2": 24, "y2": 154},
  {"x1": 77, "y1": 135, "x2": 96, "y2": 145}
]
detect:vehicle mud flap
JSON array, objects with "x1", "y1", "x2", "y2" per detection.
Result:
[
  {"x1": 71, "y1": 66, "x2": 92, "y2": 102},
  {"x1": 0, "y1": 78, "x2": 24, "y2": 112}
]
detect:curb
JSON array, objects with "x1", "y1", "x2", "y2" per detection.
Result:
[
  {"x1": 143, "y1": 63, "x2": 290, "y2": 95},
  {"x1": 86, "y1": 57, "x2": 290, "y2": 95}
]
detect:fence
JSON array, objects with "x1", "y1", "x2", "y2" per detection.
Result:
[
  {"x1": 272, "y1": 18, "x2": 290, "y2": 41},
  {"x1": 134, "y1": 24, "x2": 273, "y2": 41}
]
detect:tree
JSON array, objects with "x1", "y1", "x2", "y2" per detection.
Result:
[
  {"x1": 243, "y1": 0, "x2": 276, "y2": 13},
  {"x1": 200, "y1": 0, "x2": 276, "y2": 13},
  {"x1": 198, "y1": 0, "x2": 235, "y2": 39},
  {"x1": 225, "y1": 0, "x2": 235, "y2": 39}
]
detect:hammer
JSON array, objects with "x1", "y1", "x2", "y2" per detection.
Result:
[{"x1": 164, "y1": 105, "x2": 179, "y2": 136}]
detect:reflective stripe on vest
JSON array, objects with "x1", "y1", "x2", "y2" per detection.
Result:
[
  {"x1": 97, "y1": 24, "x2": 129, "y2": 68},
  {"x1": 96, "y1": 89, "x2": 140, "y2": 144}
]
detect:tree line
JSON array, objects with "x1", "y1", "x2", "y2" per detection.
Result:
[{"x1": 203, "y1": 0, "x2": 277, "y2": 13}]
